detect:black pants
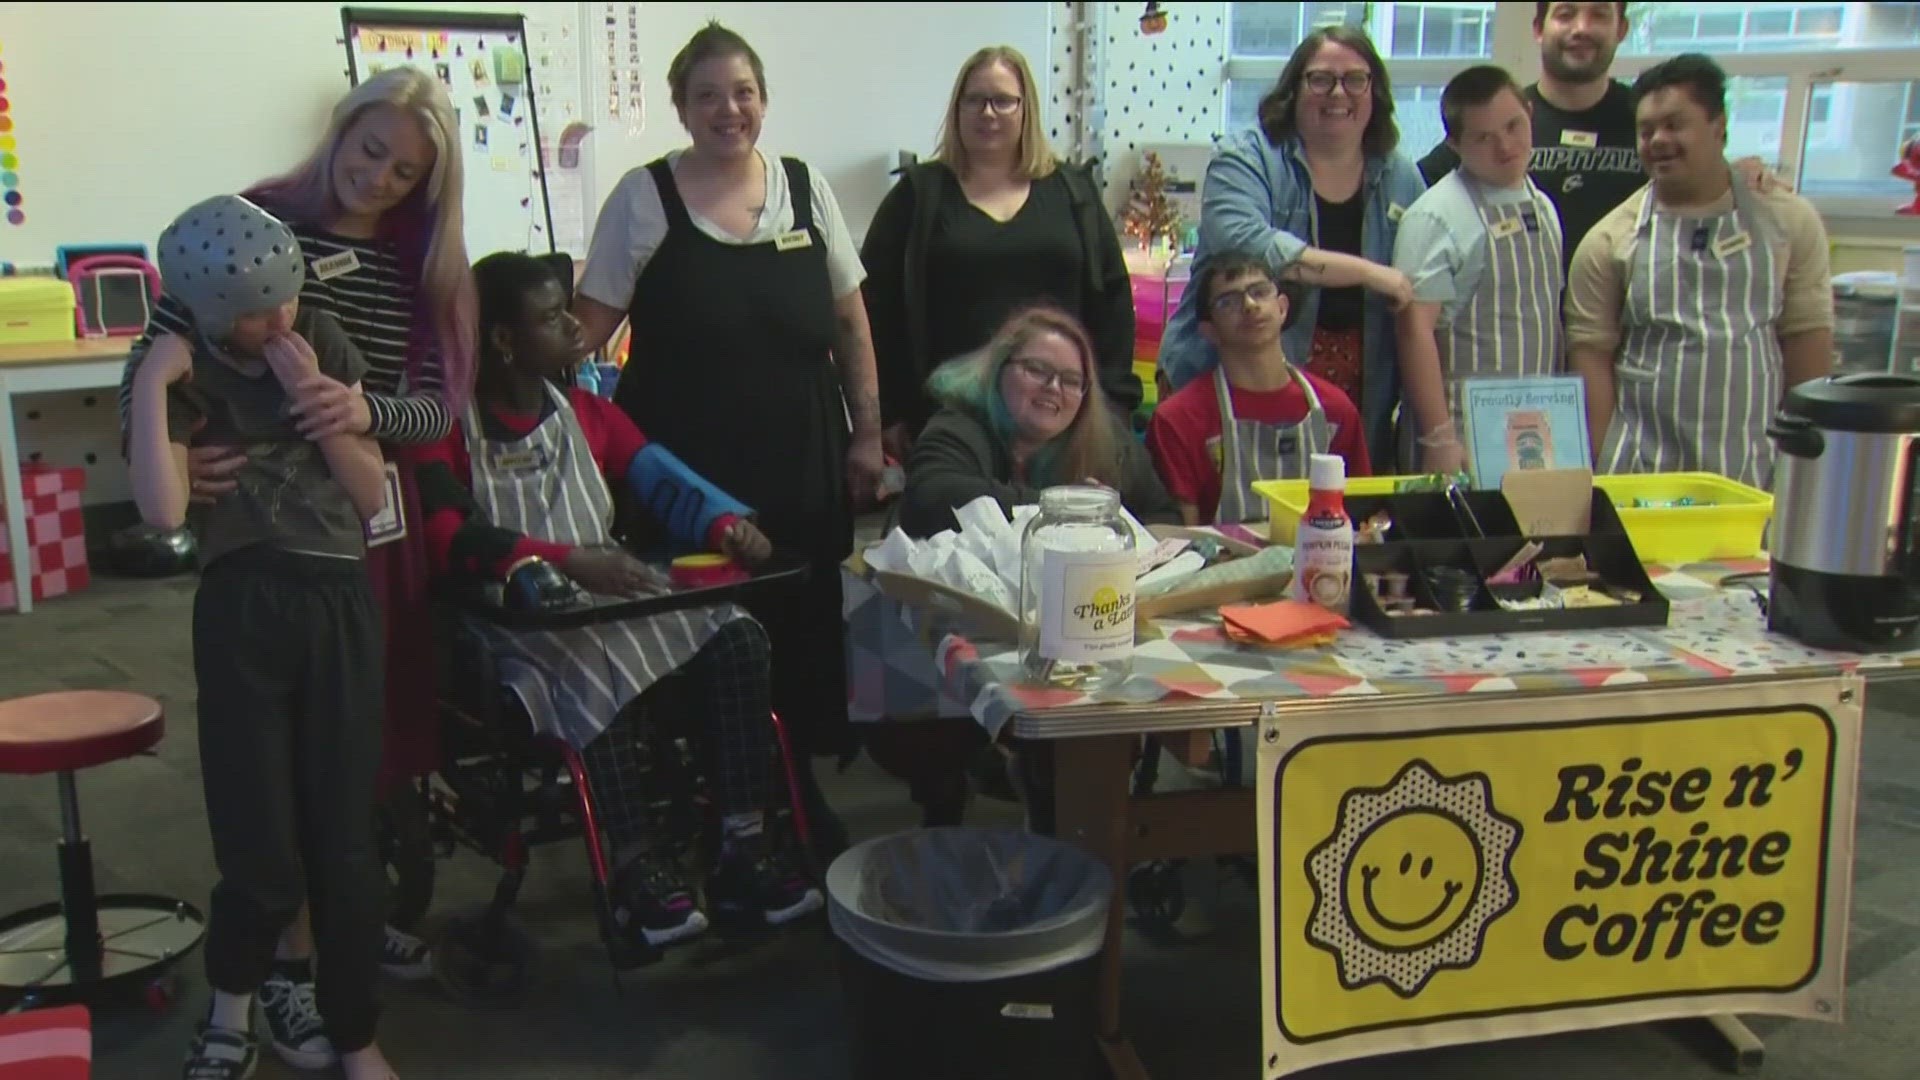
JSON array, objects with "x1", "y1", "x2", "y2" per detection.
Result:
[
  {"x1": 193, "y1": 547, "x2": 386, "y2": 1052},
  {"x1": 580, "y1": 616, "x2": 778, "y2": 848},
  {"x1": 741, "y1": 559, "x2": 850, "y2": 758}
]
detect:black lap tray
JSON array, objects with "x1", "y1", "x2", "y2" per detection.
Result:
[{"x1": 434, "y1": 551, "x2": 811, "y2": 631}]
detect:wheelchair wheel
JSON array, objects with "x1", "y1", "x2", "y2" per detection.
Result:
[
  {"x1": 431, "y1": 907, "x2": 536, "y2": 1009},
  {"x1": 376, "y1": 789, "x2": 436, "y2": 934},
  {"x1": 1127, "y1": 860, "x2": 1187, "y2": 931}
]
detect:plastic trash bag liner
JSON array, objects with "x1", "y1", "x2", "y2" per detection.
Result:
[{"x1": 827, "y1": 827, "x2": 1113, "y2": 983}]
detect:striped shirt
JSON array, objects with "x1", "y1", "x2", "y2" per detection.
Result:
[{"x1": 118, "y1": 222, "x2": 453, "y2": 445}]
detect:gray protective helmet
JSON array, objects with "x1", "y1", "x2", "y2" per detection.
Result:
[{"x1": 157, "y1": 195, "x2": 305, "y2": 338}]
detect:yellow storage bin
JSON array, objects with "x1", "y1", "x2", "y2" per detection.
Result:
[
  {"x1": 1592, "y1": 472, "x2": 1772, "y2": 564},
  {"x1": 0, "y1": 277, "x2": 77, "y2": 346},
  {"x1": 1133, "y1": 360, "x2": 1159, "y2": 407},
  {"x1": 1255, "y1": 471, "x2": 1772, "y2": 564}
]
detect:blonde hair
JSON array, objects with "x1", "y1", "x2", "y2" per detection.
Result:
[
  {"x1": 934, "y1": 47, "x2": 1057, "y2": 180},
  {"x1": 248, "y1": 67, "x2": 477, "y2": 411},
  {"x1": 927, "y1": 305, "x2": 1124, "y2": 487}
]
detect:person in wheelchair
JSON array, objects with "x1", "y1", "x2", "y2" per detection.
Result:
[{"x1": 412, "y1": 251, "x2": 823, "y2": 949}]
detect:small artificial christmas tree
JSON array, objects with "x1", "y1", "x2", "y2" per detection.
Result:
[{"x1": 1121, "y1": 151, "x2": 1183, "y2": 252}]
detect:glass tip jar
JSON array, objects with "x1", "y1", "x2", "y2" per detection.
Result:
[{"x1": 1018, "y1": 485, "x2": 1139, "y2": 690}]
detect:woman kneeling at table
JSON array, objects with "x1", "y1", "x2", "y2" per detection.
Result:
[{"x1": 874, "y1": 305, "x2": 1179, "y2": 832}]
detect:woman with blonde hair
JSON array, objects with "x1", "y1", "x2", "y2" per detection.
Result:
[
  {"x1": 117, "y1": 65, "x2": 472, "y2": 1076},
  {"x1": 861, "y1": 45, "x2": 1136, "y2": 464}
]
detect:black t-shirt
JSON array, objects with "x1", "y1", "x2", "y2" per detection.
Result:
[
  {"x1": 923, "y1": 173, "x2": 1085, "y2": 369},
  {"x1": 167, "y1": 309, "x2": 372, "y2": 565},
  {"x1": 1418, "y1": 81, "x2": 1644, "y2": 269},
  {"x1": 1314, "y1": 190, "x2": 1367, "y2": 330}
]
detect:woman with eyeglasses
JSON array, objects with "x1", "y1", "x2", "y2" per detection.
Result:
[
  {"x1": 860, "y1": 46, "x2": 1137, "y2": 466},
  {"x1": 1156, "y1": 26, "x2": 1427, "y2": 471}
]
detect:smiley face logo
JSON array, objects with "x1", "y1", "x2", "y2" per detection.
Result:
[{"x1": 1307, "y1": 760, "x2": 1522, "y2": 997}]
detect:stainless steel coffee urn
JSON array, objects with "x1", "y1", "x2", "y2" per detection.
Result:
[{"x1": 1768, "y1": 373, "x2": 1920, "y2": 652}]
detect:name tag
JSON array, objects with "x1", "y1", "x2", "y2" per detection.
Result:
[
  {"x1": 311, "y1": 249, "x2": 361, "y2": 281},
  {"x1": 1712, "y1": 231, "x2": 1753, "y2": 259},
  {"x1": 488, "y1": 446, "x2": 548, "y2": 472},
  {"x1": 1560, "y1": 129, "x2": 1598, "y2": 149},
  {"x1": 1489, "y1": 216, "x2": 1524, "y2": 240},
  {"x1": 365, "y1": 461, "x2": 407, "y2": 548},
  {"x1": 1386, "y1": 203, "x2": 1406, "y2": 223},
  {"x1": 773, "y1": 229, "x2": 812, "y2": 251}
]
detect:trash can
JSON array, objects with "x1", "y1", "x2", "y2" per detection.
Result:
[{"x1": 828, "y1": 827, "x2": 1113, "y2": 1080}]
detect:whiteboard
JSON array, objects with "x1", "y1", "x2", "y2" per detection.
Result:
[{"x1": 343, "y1": 7, "x2": 555, "y2": 259}]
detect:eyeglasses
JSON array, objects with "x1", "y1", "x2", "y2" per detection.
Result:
[
  {"x1": 1209, "y1": 280, "x2": 1281, "y2": 315},
  {"x1": 961, "y1": 93, "x2": 1024, "y2": 117},
  {"x1": 1010, "y1": 356, "x2": 1086, "y2": 395},
  {"x1": 1302, "y1": 70, "x2": 1372, "y2": 97}
]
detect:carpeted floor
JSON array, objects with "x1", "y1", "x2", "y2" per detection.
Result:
[{"x1": 3, "y1": 566, "x2": 1918, "y2": 1080}]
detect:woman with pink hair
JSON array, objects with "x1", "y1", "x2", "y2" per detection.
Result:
[{"x1": 117, "y1": 66, "x2": 473, "y2": 1077}]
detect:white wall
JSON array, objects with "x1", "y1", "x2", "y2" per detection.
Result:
[{"x1": 0, "y1": 1, "x2": 1051, "y2": 505}]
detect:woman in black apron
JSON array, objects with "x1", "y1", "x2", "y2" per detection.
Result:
[{"x1": 573, "y1": 24, "x2": 884, "y2": 855}]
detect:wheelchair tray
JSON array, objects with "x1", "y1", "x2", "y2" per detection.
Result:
[{"x1": 434, "y1": 552, "x2": 812, "y2": 631}]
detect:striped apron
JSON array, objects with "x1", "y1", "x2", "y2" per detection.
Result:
[
  {"x1": 1439, "y1": 177, "x2": 1565, "y2": 427},
  {"x1": 1212, "y1": 362, "x2": 1334, "y2": 525},
  {"x1": 1602, "y1": 175, "x2": 1785, "y2": 488},
  {"x1": 462, "y1": 383, "x2": 746, "y2": 749}
]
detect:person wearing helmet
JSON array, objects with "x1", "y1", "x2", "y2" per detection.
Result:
[{"x1": 125, "y1": 194, "x2": 400, "y2": 1080}]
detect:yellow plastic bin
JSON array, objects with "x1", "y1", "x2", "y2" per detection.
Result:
[
  {"x1": 1591, "y1": 473, "x2": 1772, "y2": 564},
  {"x1": 1255, "y1": 472, "x2": 1772, "y2": 564}
]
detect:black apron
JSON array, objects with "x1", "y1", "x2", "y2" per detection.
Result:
[{"x1": 614, "y1": 154, "x2": 853, "y2": 755}]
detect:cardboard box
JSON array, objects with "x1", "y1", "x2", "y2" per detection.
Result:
[{"x1": 0, "y1": 463, "x2": 91, "y2": 612}]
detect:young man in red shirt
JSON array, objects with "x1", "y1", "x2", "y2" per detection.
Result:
[{"x1": 1147, "y1": 251, "x2": 1371, "y2": 526}]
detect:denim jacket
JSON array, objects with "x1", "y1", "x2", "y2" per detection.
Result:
[{"x1": 1157, "y1": 129, "x2": 1428, "y2": 465}]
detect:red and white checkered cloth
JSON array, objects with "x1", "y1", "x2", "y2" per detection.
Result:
[
  {"x1": 0, "y1": 1004, "x2": 90, "y2": 1078},
  {"x1": 0, "y1": 463, "x2": 91, "y2": 612}
]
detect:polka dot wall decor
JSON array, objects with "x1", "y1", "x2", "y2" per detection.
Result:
[{"x1": 0, "y1": 39, "x2": 17, "y2": 226}]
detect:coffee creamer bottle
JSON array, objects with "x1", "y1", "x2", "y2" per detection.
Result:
[{"x1": 1289, "y1": 453, "x2": 1353, "y2": 614}]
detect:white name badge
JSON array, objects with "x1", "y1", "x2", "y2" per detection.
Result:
[
  {"x1": 365, "y1": 461, "x2": 407, "y2": 548},
  {"x1": 1560, "y1": 129, "x2": 1599, "y2": 149},
  {"x1": 312, "y1": 249, "x2": 362, "y2": 281},
  {"x1": 1386, "y1": 203, "x2": 1406, "y2": 223},
  {"x1": 773, "y1": 229, "x2": 813, "y2": 251},
  {"x1": 488, "y1": 446, "x2": 547, "y2": 472},
  {"x1": 1489, "y1": 216, "x2": 1525, "y2": 240},
  {"x1": 1712, "y1": 231, "x2": 1754, "y2": 259}
]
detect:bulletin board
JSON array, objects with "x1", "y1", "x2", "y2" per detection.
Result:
[{"x1": 342, "y1": 7, "x2": 556, "y2": 260}]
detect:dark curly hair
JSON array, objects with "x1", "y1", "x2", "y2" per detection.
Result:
[{"x1": 1256, "y1": 25, "x2": 1399, "y2": 157}]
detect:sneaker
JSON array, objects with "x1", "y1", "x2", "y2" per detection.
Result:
[
  {"x1": 611, "y1": 851, "x2": 709, "y2": 949},
  {"x1": 257, "y1": 970, "x2": 336, "y2": 1071},
  {"x1": 380, "y1": 923, "x2": 434, "y2": 980},
  {"x1": 707, "y1": 833, "x2": 825, "y2": 927},
  {"x1": 182, "y1": 1024, "x2": 258, "y2": 1080}
]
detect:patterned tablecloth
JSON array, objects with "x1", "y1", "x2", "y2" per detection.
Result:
[{"x1": 844, "y1": 559, "x2": 1920, "y2": 741}]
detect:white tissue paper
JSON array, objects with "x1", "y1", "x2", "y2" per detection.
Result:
[{"x1": 864, "y1": 495, "x2": 1176, "y2": 617}]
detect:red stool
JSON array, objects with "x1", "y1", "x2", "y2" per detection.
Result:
[{"x1": 0, "y1": 692, "x2": 204, "y2": 1010}]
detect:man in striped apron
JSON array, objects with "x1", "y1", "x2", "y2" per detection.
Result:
[
  {"x1": 1566, "y1": 54, "x2": 1835, "y2": 490},
  {"x1": 1147, "y1": 252, "x2": 1371, "y2": 527},
  {"x1": 1394, "y1": 66, "x2": 1566, "y2": 476}
]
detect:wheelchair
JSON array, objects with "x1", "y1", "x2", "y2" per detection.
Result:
[{"x1": 375, "y1": 558, "x2": 817, "y2": 1006}]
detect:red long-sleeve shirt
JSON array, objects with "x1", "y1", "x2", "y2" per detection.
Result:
[{"x1": 412, "y1": 387, "x2": 737, "y2": 579}]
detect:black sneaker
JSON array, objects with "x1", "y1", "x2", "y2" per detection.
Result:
[
  {"x1": 182, "y1": 1024, "x2": 258, "y2": 1080},
  {"x1": 380, "y1": 923, "x2": 434, "y2": 980},
  {"x1": 257, "y1": 970, "x2": 335, "y2": 1070},
  {"x1": 611, "y1": 851, "x2": 709, "y2": 949},
  {"x1": 707, "y1": 833, "x2": 825, "y2": 927}
]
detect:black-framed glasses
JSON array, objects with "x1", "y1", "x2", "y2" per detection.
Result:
[
  {"x1": 1210, "y1": 280, "x2": 1280, "y2": 315},
  {"x1": 961, "y1": 93, "x2": 1023, "y2": 116},
  {"x1": 1302, "y1": 70, "x2": 1371, "y2": 96},
  {"x1": 1010, "y1": 356, "x2": 1087, "y2": 394}
]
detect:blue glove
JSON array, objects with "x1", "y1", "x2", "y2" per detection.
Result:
[{"x1": 626, "y1": 442, "x2": 753, "y2": 550}]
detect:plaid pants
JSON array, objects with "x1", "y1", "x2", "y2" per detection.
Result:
[{"x1": 578, "y1": 616, "x2": 776, "y2": 847}]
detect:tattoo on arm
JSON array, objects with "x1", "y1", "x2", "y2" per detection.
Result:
[{"x1": 1282, "y1": 253, "x2": 1327, "y2": 284}]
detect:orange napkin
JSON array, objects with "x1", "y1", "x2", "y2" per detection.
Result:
[{"x1": 1220, "y1": 600, "x2": 1349, "y2": 647}]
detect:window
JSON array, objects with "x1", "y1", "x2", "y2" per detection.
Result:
[
  {"x1": 1226, "y1": 80, "x2": 1449, "y2": 155},
  {"x1": 1623, "y1": 3, "x2": 1919, "y2": 55},
  {"x1": 1798, "y1": 80, "x2": 1920, "y2": 202}
]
